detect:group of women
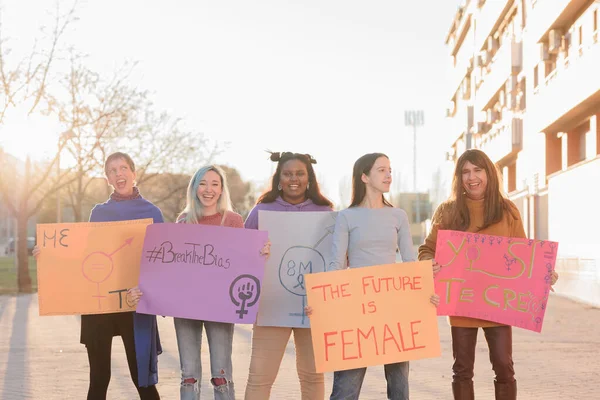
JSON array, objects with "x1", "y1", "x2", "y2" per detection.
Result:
[{"x1": 35, "y1": 148, "x2": 558, "y2": 400}]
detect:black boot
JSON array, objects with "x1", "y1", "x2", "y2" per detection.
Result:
[
  {"x1": 452, "y1": 381, "x2": 475, "y2": 400},
  {"x1": 494, "y1": 380, "x2": 517, "y2": 400}
]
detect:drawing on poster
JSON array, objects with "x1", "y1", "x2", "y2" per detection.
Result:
[
  {"x1": 229, "y1": 274, "x2": 261, "y2": 319},
  {"x1": 440, "y1": 231, "x2": 557, "y2": 327},
  {"x1": 278, "y1": 213, "x2": 337, "y2": 324},
  {"x1": 81, "y1": 237, "x2": 134, "y2": 310}
]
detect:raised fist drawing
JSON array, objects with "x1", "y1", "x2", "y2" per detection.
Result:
[{"x1": 238, "y1": 283, "x2": 255, "y2": 302}]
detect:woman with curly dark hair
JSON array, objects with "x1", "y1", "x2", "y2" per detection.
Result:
[{"x1": 244, "y1": 151, "x2": 333, "y2": 400}]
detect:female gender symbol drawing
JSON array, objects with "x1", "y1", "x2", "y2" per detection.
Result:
[
  {"x1": 278, "y1": 216, "x2": 336, "y2": 325},
  {"x1": 81, "y1": 238, "x2": 133, "y2": 310},
  {"x1": 465, "y1": 245, "x2": 480, "y2": 270},
  {"x1": 229, "y1": 274, "x2": 261, "y2": 319}
]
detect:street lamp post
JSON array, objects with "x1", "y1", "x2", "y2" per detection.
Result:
[{"x1": 404, "y1": 110, "x2": 425, "y2": 243}]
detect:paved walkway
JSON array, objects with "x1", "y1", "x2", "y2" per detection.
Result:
[{"x1": 0, "y1": 293, "x2": 598, "y2": 399}]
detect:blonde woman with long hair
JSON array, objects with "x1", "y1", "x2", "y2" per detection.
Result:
[{"x1": 174, "y1": 165, "x2": 269, "y2": 400}]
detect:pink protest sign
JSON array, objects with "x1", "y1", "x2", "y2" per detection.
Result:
[
  {"x1": 434, "y1": 230, "x2": 558, "y2": 332},
  {"x1": 136, "y1": 223, "x2": 268, "y2": 324}
]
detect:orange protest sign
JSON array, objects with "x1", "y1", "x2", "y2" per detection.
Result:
[
  {"x1": 36, "y1": 219, "x2": 152, "y2": 316},
  {"x1": 305, "y1": 261, "x2": 441, "y2": 373}
]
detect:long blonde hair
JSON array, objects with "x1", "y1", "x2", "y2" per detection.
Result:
[{"x1": 178, "y1": 165, "x2": 233, "y2": 225}]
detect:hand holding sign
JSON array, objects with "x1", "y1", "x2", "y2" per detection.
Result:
[
  {"x1": 127, "y1": 286, "x2": 143, "y2": 306},
  {"x1": 260, "y1": 241, "x2": 271, "y2": 259}
]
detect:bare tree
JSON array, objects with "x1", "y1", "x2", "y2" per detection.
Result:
[
  {"x1": 105, "y1": 109, "x2": 220, "y2": 217},
  {"x1": 220, "y1": 165, "x2": 254, "y2": 218},
  {"x1": 43, "y1": 54, "x2": 147, "y2": 222},
  {"x1": 138, "y1": 172, "x2": 189, "y2": 222},
  {"x1": 122, "y1": 110, "x2": 220, "y2": 185},
  {"x1": 0, "y1": 2, "x2": 78, "y2": 125},
  {"x1": 43, "y1": 51, "x2": 219, "y2": 224},
  {"x1": 0, "y1": 2, "x2": 78, "y2": 292}
]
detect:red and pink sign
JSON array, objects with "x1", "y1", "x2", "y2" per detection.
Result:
[{"x1": 434, "y1": 230, "x2": 558, "y2": 332}]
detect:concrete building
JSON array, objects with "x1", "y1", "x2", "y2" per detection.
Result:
[{"x1": 444, "y1": 0, "x2": 600, "y2": 306}]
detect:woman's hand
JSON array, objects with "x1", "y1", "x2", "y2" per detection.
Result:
[
  {"x1": 127, "y1": 286, "x2": 143, "y2": 306},
  {"x1": 304, "y1": 305, "x2": 313, "y2": 317},
  {"x1": 430, "y1": 294, "x2": 440, "y2": 307},
  {"x1": 260, "y1": 240, "x2": 271, "y2": 260},
  {"x1": 550, "y1": 270, "x2": 559, "y2": 292},
  {"x1": 432, "y1": 259, "x2": 441, "y2": 275},
  {"x1": 32, "y1": 245, "x2": 41, "y2": 259}
]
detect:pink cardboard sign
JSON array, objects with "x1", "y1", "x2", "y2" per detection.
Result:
[{"x1": 434, "y1": 230, "x2": 558, "y2": 332}]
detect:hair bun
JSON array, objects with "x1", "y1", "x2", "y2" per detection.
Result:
[
  {"x1": 267, "y1": 151, "x2": 317, "y2": 164},
  {"x1": 305, "y1": 154, "x2": 317, "y2": 164},
  {"x1": 269, "y1": 151, "x2": 281, "y2": 162}
]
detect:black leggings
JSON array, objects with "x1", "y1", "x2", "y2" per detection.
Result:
[{"x1": 85, "y1": 314, "x2": 160, "y2": 400}]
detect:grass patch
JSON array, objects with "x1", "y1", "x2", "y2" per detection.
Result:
[{"x1": 0, "y1": 256, "x2": 37, "y2": 294}]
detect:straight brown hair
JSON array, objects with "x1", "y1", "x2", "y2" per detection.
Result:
[
  {"x1": 442, "y1": 149, "x2": 518, "y2": 231},
  {"x1": 349, "y1": 153, "x2": 393, "y2": 208}
]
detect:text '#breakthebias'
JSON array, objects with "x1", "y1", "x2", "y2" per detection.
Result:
[{"x1": 145, "y1": 241, "x2": 231, "y2": 268}]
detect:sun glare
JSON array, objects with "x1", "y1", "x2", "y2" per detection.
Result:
[{"x1": 0, "y1": 112, "x2": 63, "y2": 164}]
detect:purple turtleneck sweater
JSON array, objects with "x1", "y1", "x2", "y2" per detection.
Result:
[{"x1": 244, "y1": 196, "x2": 332, "y2": 229}]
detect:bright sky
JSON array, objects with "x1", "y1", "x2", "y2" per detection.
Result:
[{"x1": 0, "y1": 0, "x2": 459, "y2": 205}]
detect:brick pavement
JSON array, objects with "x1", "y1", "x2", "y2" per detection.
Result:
[{"x1": 0, "y1": 293, "x2": 598, "y2": 399}]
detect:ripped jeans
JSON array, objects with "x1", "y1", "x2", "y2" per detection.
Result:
[{"x1": 174, "y1": 318, "x2": 235, "y2": 400}]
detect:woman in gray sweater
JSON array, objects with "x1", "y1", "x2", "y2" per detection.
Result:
[{"x1": 315, "y1": 152, "x2": 439, "y2": 400}]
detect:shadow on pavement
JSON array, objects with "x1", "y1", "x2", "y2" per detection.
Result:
[{"x1": 1, "y1": 294, "x2": 32, "y2": 399}]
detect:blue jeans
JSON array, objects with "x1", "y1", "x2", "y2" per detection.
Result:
[
  {"x1": 330, "y1": 361, "x2": 409, "y2": 400},
  {"x1": 174, "y1": 317, "x2": 235, "y2": 400}
]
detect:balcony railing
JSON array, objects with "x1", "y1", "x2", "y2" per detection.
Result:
[
  {"x1": 474, "y1": 0, "x2": 511, "y2": 51},
  {"x1": 450, "y1": 55, "x2": 473, "y2": 98},
  {"x1": 448, "y1": 4, "x2": 473, "y2": 57},
  {"x1": 527, "y1": 0, "x2": 588, "y2": 43},
  {"x1": 475, "y1": 114, "x2": 523, "y2": 163},
  {"x1": 447, "y1": 105, "x2": 474, "y2": 143},
  {"x1": 475, "y1": 39, "x2": 522, "y2": 110},
  {"x1": 530, "y1": 29, "x2": 600, "y2": 132}
]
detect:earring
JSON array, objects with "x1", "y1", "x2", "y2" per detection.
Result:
[
  {"x1": 277, "y1": 183, "x2": 282, "y2": 191},
  {"x1": 306, "y1": 182, "x2": 310, "y2": 191}
]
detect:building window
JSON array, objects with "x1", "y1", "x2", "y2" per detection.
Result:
[
  {"x1": 533, "y1": 65, "x2": 539, "y2": 88},
  {"x1": 563, "y1": 31, "x2": 572, "y2": 60},
  {"x1": 567, "y1": 120, "x2": 589, "y2": 166},
  {"x1": 544, "y1": 60, "x2": 557, "y2": 79},
  {"x1": 546, "y1": 132, "x2": 562, "y2": 176},
  {"x1": 507, "y1": 162, "x2": 517, "y2": 193},
  {"x1": 579, "y1": 132, "x2": 587, "y2": 161}
]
